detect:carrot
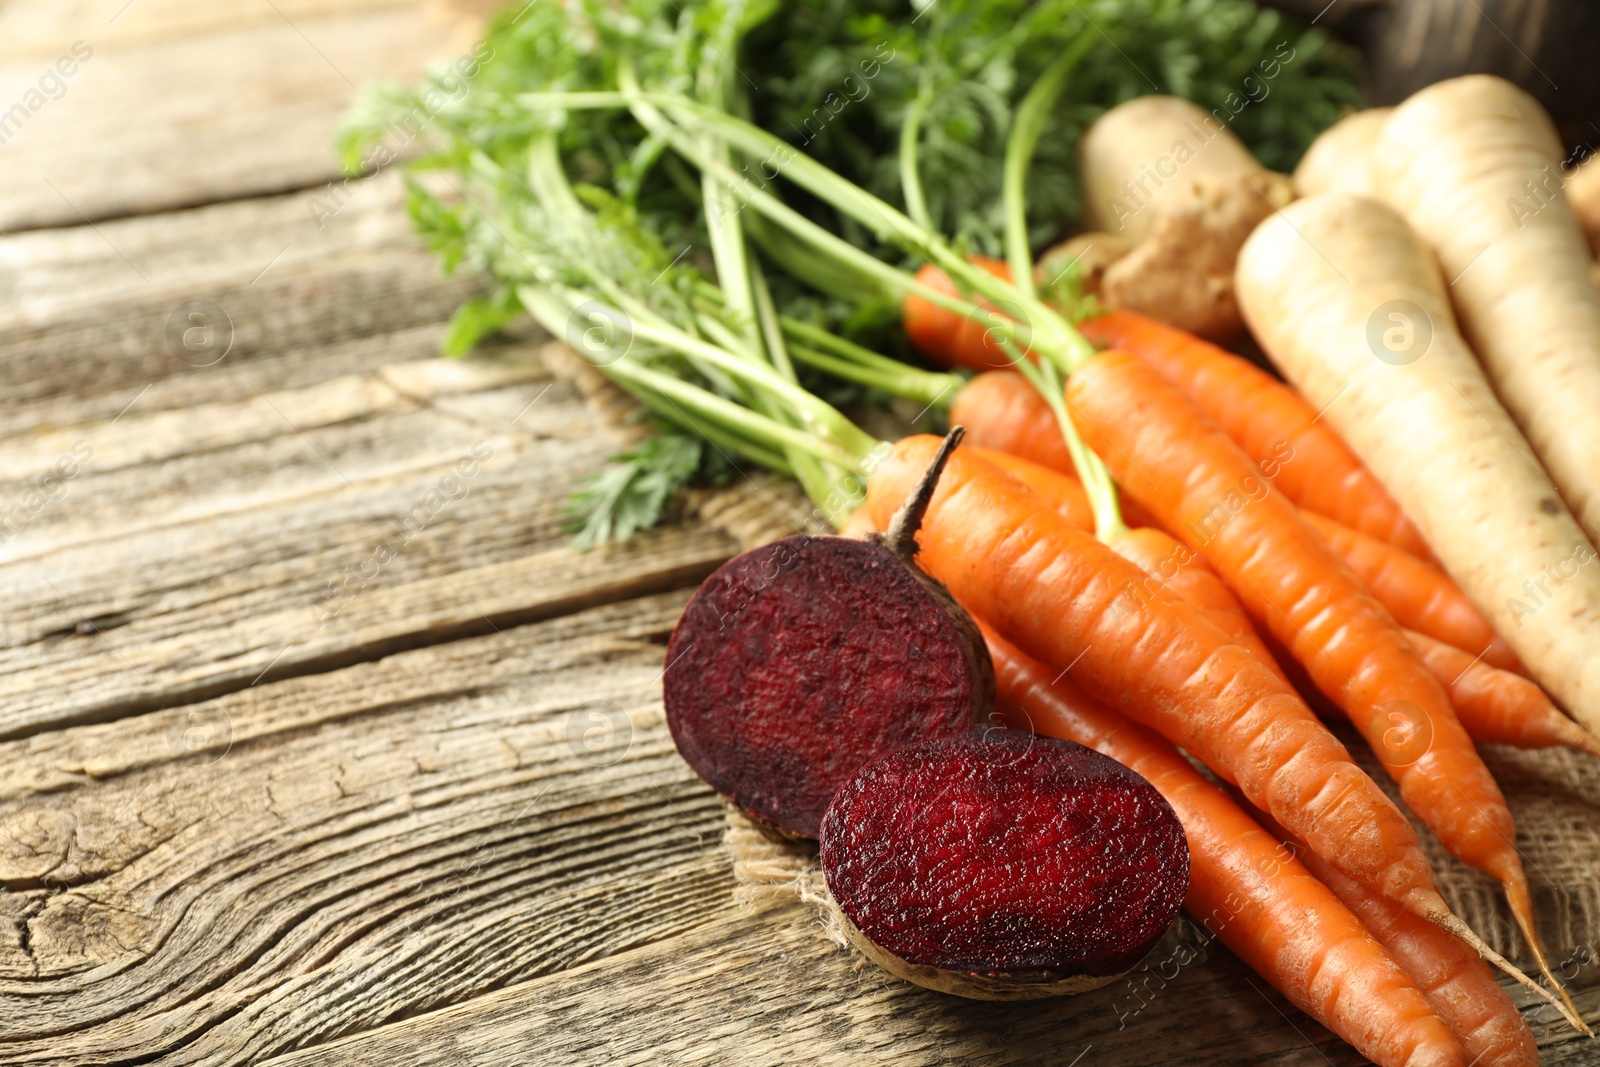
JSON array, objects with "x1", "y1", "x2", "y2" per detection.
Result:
[
  {"x1": 1376, "y1": 76, "x2": 1600, "y2": 553},
  {"x1": 901, "y1": 255, "x2": 1017, "y2": 372},
  {"x1": 1097, "y1": 505, "x2": 1587, "y2": 764},
  {"x1": 1406, "y1": 629, "x2": 1600, "y2": 761},
  {"x1": 1301, "y1": 512, "x2": 1522, "y2": 674},
  {"x1": 1236, "y1": 192, "x2": 1600, "y2": 745},
  {"x1": 1067, "y1": 349, "x2": 1585, "y2": 1028},
  {"x1": 838, "y1": 507, "x2": 877, "y2": 540},
  {"x1": 956, "y1": 390, "x2": 1586, "y2": 768},
  {"x1": 972, "y1": 447, "x2": 1095, "y2": 532},
  {"x1": 1102, "y1": 525, "x2": 1287, "y2": 684},
  {"x1": 1079, "y1": 308, "x2": 1434, "y2": 559},
  {"x1": 951, "y1": 368, "x2": 1069, "y2": 466},
  {"x1": 1239, "y1": 800, "x2": 1539, "y2": 1067},
  {"x1": 863, "y1": 437, "x2": 1473, "y2": 936},
  {"x1": 985, "y1": 626, "x2": 1469, "y2": 1067},
  {"x1": 953, "y1": 371, "x2": 1163, "y2": 529}
]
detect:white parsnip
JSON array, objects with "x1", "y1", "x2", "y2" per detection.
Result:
[
  {"x1": 1292, "y1": 108, "x2": 1389, "y2": 198},
  {"x1": 1237, "y1": 194, "x2": 1600, "y2": 739},
  {"x1": 1373, "y1": 76, "x2": 1600, "y2": 548}
]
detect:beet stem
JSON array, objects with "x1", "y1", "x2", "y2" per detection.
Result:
[{"x1": 886, "y1": 425, "x2": 966, "y2": 560}]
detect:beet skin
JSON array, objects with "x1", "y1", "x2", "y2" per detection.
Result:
[
  {"x1": 664, "y1": 534, "x2": 991, "y2": 838},
  {"x1": 820, "y1": 728, "x2": 1189, "y2": 991}
]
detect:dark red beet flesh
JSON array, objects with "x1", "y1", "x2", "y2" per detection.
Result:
[
  {"x1": 820, "y1": 728, "x2": 1189, "y2": 980},
  {"x1": 664, "y1": 534, "x2": 990, "y2": 838}
]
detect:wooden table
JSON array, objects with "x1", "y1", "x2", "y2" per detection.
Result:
[{"x1": 1, "y1": 3, "x2": 1596, "y2": 1063}]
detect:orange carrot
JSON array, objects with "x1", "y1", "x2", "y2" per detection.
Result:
[
  {"x1": 958, "y1": 395, "x2": 1582, "y2": 766},
  {"x1": 952, "y1": 370, "x2": 1074, "y2": 472},
  {"x1": 1302, "y1": 511, "x2": 1523, "y2": 674},
  {"x1": 864, "y1": 459, "x2": 1283, "y2": 685},
  {"x1": 838, "y1": 507, "x2": 877, "y2": 540},
  {"x1": 1080, "y1": 309, "x2": 1434, "y2": 559},
  {"x1": 862, "y1": 436, "x2": 1453, "y2": 928},
  {"x1": 1068, "y1": 350, "x2": 1581, "y2": 1025},
  {"x1": 1239, "y1": 801, "x2": 1539, "y2": 1067},
  {"x1": 1103, "y1": 526, "x2": 1288, "y2": 686},
  {"x1": 1406, "y1": 629, "x2": 1600, "y2": 760},
  {"x1": 986, "y1": 626, "x2": 1469, "y2": 1067},
  {"x1": 972, "y1": 447, "x2": 1095, "y2": 532},
  {"x1": 960, "y1": 376, "x2": 1517, "y2": 676},
  {"x1": 901, "y1": 256, "x2": 1017, "y2": 372},
  {"x1": 954, "y1": 373, "x2": 1159, "y2": 529}
]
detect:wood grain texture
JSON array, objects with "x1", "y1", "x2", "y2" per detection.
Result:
[
  {"x1": 0, "y1": 367, "x2": 736, "y2": 736},
  {"x1": 258, "y1": 892, "x2": 1600, "y2": 1067},
  {"x1": 0, "y1": 163, "x2": 746, "y2": 740},
  {"x1": 0, "y1": 0, "x2": 476, "y2": 232},
  {"x1": 0, "y1": 591, "x2": 733, "y2": 1066},
  {"x1": 0, "y1": 173, "x2": 480, "y2": 438},
  {"x1": 4, "y1": 1, "x2": 1598, "y2": 1064}
]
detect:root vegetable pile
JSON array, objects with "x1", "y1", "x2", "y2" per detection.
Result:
[{"x1": 368, "y1": 8, "x2": 1600, "y2": 1060}]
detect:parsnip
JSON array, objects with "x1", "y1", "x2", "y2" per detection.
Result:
[
  {"x1": 1079, "y1": 96, "x2": 1274, "y2": 240},
  {"x1": 1568, "y1": 154, "x2": 1600, "y2": 258},
  {"x1": 1237, "y1": 193, "x2": 1600, "y2": 738},
  {"x1": 1373, "y1": 75, "x2": 1600, "y2": 548},
  {"x1": 1078, "y1": 96, "x2": 1292, "y2": 341},
  {"x1": 1292, "y1": 108, "x2": 1390, "y2": 198}
]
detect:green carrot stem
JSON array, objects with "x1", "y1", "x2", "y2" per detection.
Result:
[
  {"x1": 786, "y1": 344, "x2": 955, "y2": 410},
  {"x1": 995, "y1": 51, "x2": 1123, "y2": 542},
  {"x1": 523, "y1": 89, "x2": 1044, "y2": 353},
  {"x1": 748, "y1": 258, "x2": 795, "y2": 383},
  {"x1": 1002, "y1": 350, "x2": 1125, "y2": 541},
  {"x1": 584, "y1": 289, "x2": 875, "y2": 456},
  {"x1": 778, "y1": 316, "x2": 957, "y2": 388},
  {"x1": 641, "y1": 94, "x2": 1088, "y2": 359},
  {"x1": 899, "y1": 78, "x2": 936, "y2": 232},
  {"x1": 744, "y1": 213, "x2": 896, "y2": 304},
  {"x1": 1001, "y1": 34, "x2": 1096, "y2": 303},
  {"x1": 604, "y1": 359, "x2": 867, "y2": 470},
  {"x1": 609, "y1": 374, "x2": 798, "y2": 476},
  {"x1": 692, "y1": 282, "x2": 965, "y2": 408}
]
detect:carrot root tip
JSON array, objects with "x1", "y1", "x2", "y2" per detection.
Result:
[
  {"x1": 1505, "y1": 879, "x2": 1592, "y2": 1036},
  {"x1": 1435, "y1": 912, "x2": 1591, "y2": 1034}
]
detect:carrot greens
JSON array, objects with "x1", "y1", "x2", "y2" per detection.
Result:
[{"x1": 338, "y1": 0, "x2": 1356, "y2": 543}]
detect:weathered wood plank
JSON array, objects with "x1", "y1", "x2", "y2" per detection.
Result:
[
  {"x1": 257, "y1": 892, "x2": 1600, "y2": 1067},
  {"x1": 0, "y1": 174, "x2": 482, "y2": 439},
  {"x1": 0, "y1": 591, "x2": 734, "y2": 1066},
  {"x1": 0, "y1": 382, "x2": 736, "y2": 737},
  {"x1": 0, "y1": 163, "x2": 757, "y2": 740},
  {"x1": 0, "y1": 1, "x2": 476, "y2": 232}
]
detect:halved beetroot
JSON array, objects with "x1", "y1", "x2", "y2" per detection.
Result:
[
  {"x1": 664, "y1": 431, "x2": 992, "y2": 838},
  {"x1": 819, "y1": 728, "x2": 1189, "y2": 999}
]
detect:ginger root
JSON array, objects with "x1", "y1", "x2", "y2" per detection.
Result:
[{"x1": 1072, "y1": 96, "x2": 1292, "y2": 342}]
